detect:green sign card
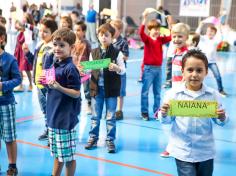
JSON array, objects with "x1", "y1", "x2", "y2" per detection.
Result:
[
  {"x1": 80, "y1": 58, "x2": 111, "y2": 70},
  {"x1": 168, "y1": 100, "x2": 218, "y2": 117}
]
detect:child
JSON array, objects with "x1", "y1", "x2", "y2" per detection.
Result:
[
  {"x1": 84, "y1": 23, "x2": 125, "y2": 153},
  {"x1": 196, "y1": 23, "x2": 227, "y2": 96},
  {"x1": 60, "y1": 15, "x2": 73, "y2": 30},
  {"x1": 72, "y1": 21, "x2": 92, "y2": 115},
  {"x1": 139, "y1": 10, "x2": 171, "y2": 120},
  {"x1": 13, "y1": 20, "x2": 33, "y2": 91},
  {"x1": 41, "y1": 28, "x2": 81, "y2": 176},
  {"x1": 23, "y1": 18, "x2": 58, "y2": 141},
  {"x1": 158, "y1": 49, "x2": 227, "y2": 176},
  {"x1": 171, "y1": 23, "x2": 190, "y2": 88},
  {"x1": 110, "y1": 19, "x2": 129, "y2": 120},
  {"x1": 0, "y1": 25, "x2": 22, "y2": 175}
]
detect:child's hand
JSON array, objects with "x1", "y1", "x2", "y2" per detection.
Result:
[
  {"x1": 76, "y1": 64, "x2": 85, "y2": 75},
  {"x1": 217, "y1": 109, "x2": 226, "y2": 122},
  {"x1": 37, "y1": 75, "x2": 46, "y2": 85},
  {"x1": 22, "y1": 43, "x2": 29, "y2": 53},
  {"x1": 142, "y1": 10, "x2": 148, "y2": 18},
  {"x1": 160, "y1": 103, "x2": 170, "y2": 117},
  {"x1": 48, "y1": 80, "x2": 60, "y2": 89},
  {"x1": 109, "y1": 63, "x2": 121, "y2": 73}
]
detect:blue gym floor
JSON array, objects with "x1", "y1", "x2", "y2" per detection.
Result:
[{"x1": 1, "y1": 49, "x2": 236, "y2": 176}]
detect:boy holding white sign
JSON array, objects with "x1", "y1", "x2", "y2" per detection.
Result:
[
  {"x1": 84, "y1": 23, "x2": 125, "y2": 153},
  {"x1": 158, "y1": 49, "x2": 227, "y2": 176}
]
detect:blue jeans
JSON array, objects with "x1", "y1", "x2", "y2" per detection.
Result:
[
  {"x1": 120, "y1": 73, "x2": 126, "y2": 97},
  {"x1": 141, "y1": 65, "x2": 162, "y2": 114},
  {"x1": 175, "y1": 159, "x2": 213, "y2": 176},
  {"x1": 208, "y1": 63, "x2": 223, "y2": 92},
  {"x1": 89, "y1": 86, "x2": 117, "y2": 141},
  {"x1": 37, "y1": 88, "x2": 47, "y2": 128}
]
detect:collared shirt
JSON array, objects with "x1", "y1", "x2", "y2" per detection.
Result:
[
  {"x1": 159, "y1": 83, "x2": 227, "y2": 162},
  {"x1": 46, "y1": 57, "x2": 81, "y2": 130}
]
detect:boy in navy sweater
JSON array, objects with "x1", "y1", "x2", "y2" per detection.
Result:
[
  {"x1": 0, "y1": 25, "x2": 22, "y2": 176},
  {"x1": 41, "y1": 28, "x2": 81, "y2": 176}
]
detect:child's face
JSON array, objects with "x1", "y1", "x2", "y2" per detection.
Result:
[
  {"x1": 206, "y1": 28, "x2": 216, "y2": 39},
  {"x1": 74, "y1": 25, "x2": 85, "y2": 40},
  {"x1": 39, "y1": 24, "x2": 52, "y2": 43},
  {"x1": 172, "y1": 32, "x2": 188, "y2": 49},
  {"x1": 60, "y1": 19, "x2": 70, "y2": 28},
  {"x1": 182, "y1": 57, "x2": 208, "y2": 91},
  {"x1": 98, "y1": 31, "x2": 113, "y2": 48},
  {"x1": 149, "y1": 28, "x2": 160, "y2": 39},
  {"x1": 52, "y1": 39, "x2": 74, "y2": 60}
]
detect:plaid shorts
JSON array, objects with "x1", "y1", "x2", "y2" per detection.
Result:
[
  {"x1": 0, "y1": 104, "x2": 16, "y2": 142},
  {"x1": 48, "y1": 127, "x2": 77, "y2": 162}
]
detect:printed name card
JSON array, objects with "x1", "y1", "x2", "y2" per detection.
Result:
[
  {"x1": 42, "y1": 67, "x2": 55, "y2": 84},
  {"x1": 168, "y1": 100, "x2": 218, "y2": 117},
  {"x1": 80, "y1": 58, "x2": 111, "y2": 70}
]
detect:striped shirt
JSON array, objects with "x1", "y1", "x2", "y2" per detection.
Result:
[{"x1": 171, "y1": 46, "x2": 188, "y2": 88}]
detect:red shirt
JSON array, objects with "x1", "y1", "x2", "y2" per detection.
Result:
[{"x1": 139, "y1": 25, "x2": 171, "y2": 66}]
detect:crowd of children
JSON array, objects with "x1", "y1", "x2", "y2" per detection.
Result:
[{"x1": 0, "y1": 2, "x2": 230, "y2": 176}]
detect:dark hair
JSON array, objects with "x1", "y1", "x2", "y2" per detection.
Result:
[
  {"x1": 0, "y1": 24, "x2": 6, "y2": 49},
  {"x1": 52, "y1": 28, "x2": 76, "y2": 45},
  {"x1": 0, "y1": 16, "x2": 6, "y2": 25},
  {"x1": 40, "y1": 18, "x2": 58, "y2": 34},
  {"x1": 98, "y1": 23, "x2": 115, "y2": 37},
  {"x1": 182, "y1": 49, "x2": 208, "y2": 71},
  {"x1": 75, "y1": 21, "x2": 86, "y2": 31},
  {"x1": 191, "y1": 33, "x2": 200, "y2": 47},
  {"x1": 71, "y1": 10, "x2": 79, "y2": 17}
]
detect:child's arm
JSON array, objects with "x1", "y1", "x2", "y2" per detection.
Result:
[
  {"x1": 108, "y1": 52, "x2": 125, "y2": 75},
  {"x1": 158, "y1": 89, "x2": 175, "y2": 124},
  {"x1": 212, "y1": 92, "x2": 228, "y2": 126},
  {"x1": 139, "y1": 10, "x2": 149, "y2": 43},
  {"x1": 47, "y1": 80, "x2": 80, "y2": 98},
  {"x1": 195, "y1": 21, "x2": 204, "y2": 35},
  {"x1": 0, "y1": 59, "x2": 22, "y2": 92},
  {"x1": 23, "y1": 43, "x2": 34, "y2": 65}
]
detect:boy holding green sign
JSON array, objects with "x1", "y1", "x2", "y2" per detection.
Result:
[
  {"x1": 84, "y1": 23, "x2": 125, "y2": 153},
  {"x1": 158, "y1": 49, "x2": 227, "y2": 176}
]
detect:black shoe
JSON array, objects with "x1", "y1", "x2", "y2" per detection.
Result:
[
  {"x1": 7, "y1": 167, "x2": 18, "y2": 176},
  {"x1": 115, "y1": 110, "x2": 123, "y2": 120},
  {"x1": 219, "y1": 90, "x2": 227, "y2": 97},
  {"x1": 141, "y1": 112, "x2": 149, "y2": 121},
  {"x1": 162, "y1": 83, "x2": 172, "y2": 89},
  {"x1": 106, "y1": 140, "x2": 116, "y2": 153},
  {"x1": 85, "y1": 138, "x2": 97, "y2": 150},
  {"x1": 38, "y1": 130, "x2": 48, "y2": 141}
]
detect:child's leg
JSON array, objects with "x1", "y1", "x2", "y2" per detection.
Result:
[
  {"x1": 65, "y1": 160, "x2": 76, "y2": 176},
  {"x1": 52, "y1": 158, "x2": 64, "y2": 176},
  {"x1": 208, "y1": 63, "x2": 224, "y2": 92},
  {"x1": 196, "y1": 159, "x2": 213, "y2": 176},
  {"x1": 6, "y1": 141, "x2": 17, "y2": 164},
  {"x1": 175, "y1": 159, "x2": 196, "y2": 176},
  {"x1": 25, "y1": 71, "x2": 33, "y2": 90},
  {"x1": 117, "y1": 97, "x2": 124, "y2": 111}
]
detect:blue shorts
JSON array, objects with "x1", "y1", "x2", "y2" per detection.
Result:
[
  {"x1": 120, "y1": 73, "x2": 126, "y2": 97},
  {"x1": 0, "y1": 104, "x2": 16, "y2": 142},
  {"x1": 48, "y1": 127, "x2": 77, "y2": 162}
]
